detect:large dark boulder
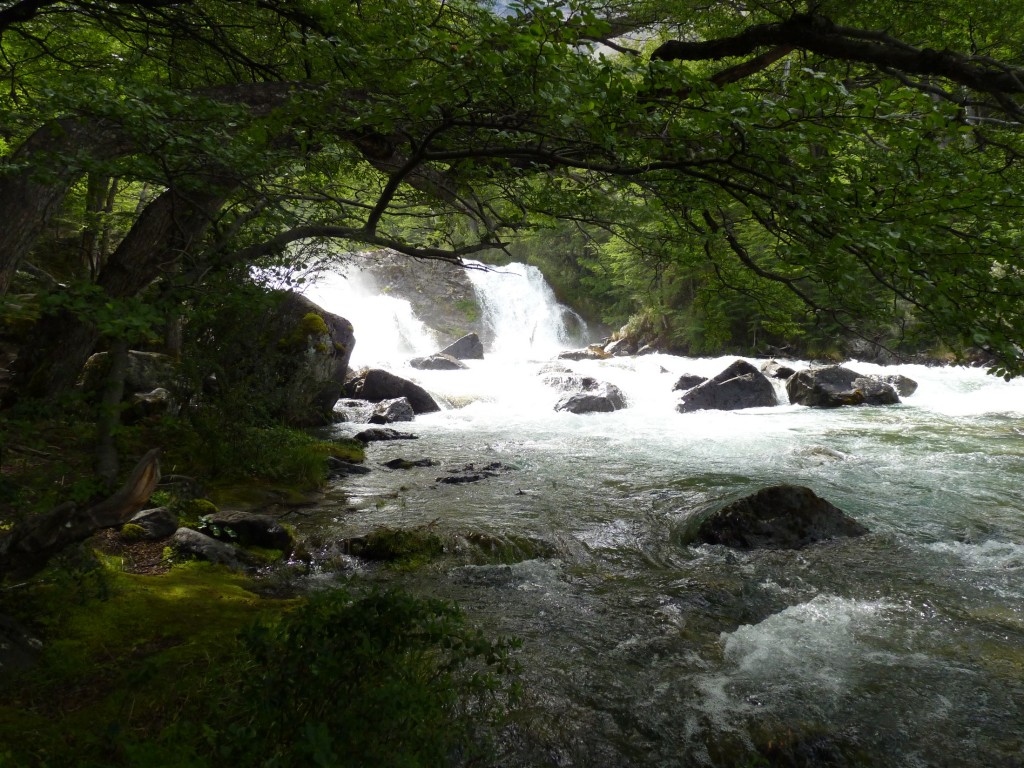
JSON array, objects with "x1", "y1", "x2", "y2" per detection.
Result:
[
  {"x1": 345, "y1": 368, "x2": 440, "y2": 414},
  {"x1": 410, "y1": 353, "x2": 467, "y2": 370},
  {"x1": 677, "y1": 360, "x2": 777, "y2": 412},
  {"x1": 439, "y1": 333, "x2": 484, "y2": 360},
  {"x1": 554, "y1": 383, "x2": 626, "y2": 414},
  {"x1": 787, "y1": 365, "x2": 900, "y2": 407},
  {"x1": 273, "y1": 292, "x2": 355, "y2": 426},
  {"x1": 691, "y1": 485, "x2": 869, "y2": 550}
]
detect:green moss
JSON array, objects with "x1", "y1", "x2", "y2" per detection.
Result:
[
  {"x1": 119, "y1": 522, "x2": 147, "y2": 542},
  {"x1": 352, "y1": 526, "x2": 447, "y2": 569},
  {"x1": 0, "y1": 562, "x2": 289, "y2": 767},
  {"x1": 323, "y1": 438, "x2": 365, "y2": 463},
  {"x1": 177, "y1": 498, "x2": 219, "y2": 527}
]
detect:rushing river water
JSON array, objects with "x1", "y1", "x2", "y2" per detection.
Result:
[{"x1": 303, "y1": 264, "x2": 1024, "y2": 767}]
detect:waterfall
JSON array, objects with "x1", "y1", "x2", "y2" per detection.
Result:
[
  {"x1": 300, "y1": 268, "x2": 439, "y2": 368},
  {"x1": 464, "y1": 260, "x2": 589, "y2": 358}
]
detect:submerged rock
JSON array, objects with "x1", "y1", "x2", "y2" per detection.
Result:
[
  {"x1": 690, "y1": 485, "x2": 869, "y2": 549},
  {"x1": 381, "y1": 457, "x2": 439, "y2": 469},
  {"x1": 327, "y1": 457, "x2": 372, "y2": 475},
  {"x1": 345, "y1": 368, "x2": 440, "y2": 414},
  {"x1": 440, "y1": 332, "x2": 484, "y2": 360},
  {"x1": 787, "y1": 365, "x2": 900, "y2": 407},
  {"x1": 437, "y1": 462, "x2": 516, "y2": 484},
  {"x1": 677, "y1": 360, "x2": 776, "y2": 412},
  {"x1": 353, "y1": 427, "x2": 419, "y2": 443}
]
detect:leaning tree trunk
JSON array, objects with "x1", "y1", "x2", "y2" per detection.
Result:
[
  {"x1": 4, "y1": 186, "x2": 229, "y2": 404},
  {"x1": 0, "y1": 449, "x2": 161, "y2": 582}
]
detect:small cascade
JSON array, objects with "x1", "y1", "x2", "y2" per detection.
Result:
[{"x1": 464, "y1": 260, "x2": 589, "y2": 358}]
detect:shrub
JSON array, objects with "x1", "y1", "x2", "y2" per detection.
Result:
[{"x1": 225, "y1": 587, "x2": 521, "y2": 767}]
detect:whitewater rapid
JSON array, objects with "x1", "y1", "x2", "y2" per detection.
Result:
[{"x1": 301, "y1": 260, "x2": 1024, "y2": 767}]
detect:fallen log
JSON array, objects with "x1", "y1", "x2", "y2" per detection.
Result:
[{"x1": 0, "y1": 448, "x2": 161, "y2": 581}]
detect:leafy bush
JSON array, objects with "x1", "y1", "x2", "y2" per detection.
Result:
[{"x1": 223, "y1": 587, "x2": 521, "y2": 767}]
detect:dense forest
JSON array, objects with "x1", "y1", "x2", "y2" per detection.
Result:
[{"x1": 2, "y1": 0, "x2": 1024, "y2": 765}]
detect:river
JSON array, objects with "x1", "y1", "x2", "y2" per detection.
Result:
[{"x1": 302, "y1": 262, "x2": 1024, "y2": 767}]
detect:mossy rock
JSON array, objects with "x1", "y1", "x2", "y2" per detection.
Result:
[{"x1": 118, "y1": 523, "x2": 147, "y2": 542}]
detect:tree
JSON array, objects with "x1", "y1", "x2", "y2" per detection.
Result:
[{"x1": 2, "y1": 0, "x2": 1024, "y2": 399}]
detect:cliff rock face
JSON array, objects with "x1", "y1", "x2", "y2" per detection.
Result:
[{"x1": 358, "y1": 249, "x2": 484, "y2": 347}]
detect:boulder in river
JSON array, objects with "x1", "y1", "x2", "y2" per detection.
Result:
[
  {"x1": 554, "y1": 382, "x2": 626, "y2": 414},
  {"x1": 369, "y1": 397, "x2": 415, "y2": 424},
  {"x1": 345, "y1": 368, "x2": 440, "y2": 414},
  {"x1": 872, "y1": 373, "x2": 918, "y2": 397},
  {"x1": 354, "y1": 427, "x2": 419, "y2": 443},
  {"x1": 787, "y1": 365, "x2": 900, "y2": 407},
  {"x1": 761, "y1": 359, "x2": 797, "y2": 379},
  {"x1": 691, "y1": 484, "x2": 869, "y2": 549},
  {"x1": 439, "y1": 333, "x2": 484, "y2": 360},
  {"x1": 677, "y1": 360, "x2": 777, "y2": 412},
  {"x1": 558, "y1": 346, "x2": 609, "y2": 361},
  {"x1": 409, "y1": 353, "x2": 468, "y2": 370},
  {"x1": 672, "y1": 373, "x2": 708, "y2": 392}
]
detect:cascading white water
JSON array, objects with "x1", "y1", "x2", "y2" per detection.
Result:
[
  {"x1": 464, "y1": 260, "x2": 589, "y2": 358},
  {"x1": 303, "y1": 259, "x2": 1024, "y2": 767},
  {"x1": 300, "y1": 267, "x2": 439, "y2": 368}
]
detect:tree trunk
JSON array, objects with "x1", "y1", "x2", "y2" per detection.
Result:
[
  {"x1": 95, "y1": 339, "x2": 129, "y2": 487},
  {"x1": 4, "y1": 186, "x2": 230, "y2": 403},
  {"x1": 0, "y1": 449, "x2": 161, "y2": 582}
]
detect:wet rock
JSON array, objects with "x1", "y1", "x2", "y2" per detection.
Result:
[
  {"x1": 381, "y1": 457, "x2": 439, "y2": 469},
  {"x1": 334, "y1": 398, "x2": 375, "y2": 423},
  {"x1": 672, "y1": 373, "x2": 708, "y2": 392},
  {"x1": 541, "y1": 372, "x2": 599, "y2": 392},
  {"x1": 171, "y1": 528, "x2": 254, "y2": 570},
  {"x1": 761, "y1": 359, "x2": 797, "y2": 379},
  {"x1": 127, "y1": 506, "x2": 179, "y2": 540},
  {"x1": 604, "y1": 338, "x2": 636, "y2": 357},
  {"x1": 353, "y1": 427, "x2": 419, "y2": 443},
  {"x1": 345, "y1": 368, "x2": 440, "y2": 414},
  {"x1": 557, "y1": 346, "x2": 608, "y2": 361},
  {"x1": 787, "y1": 365, "x2": 900, "y2": 407},
  {"x1": 360, "y1": 249, "x2": 483, "y2": 346},
  {"x1": 369, "y1": 397, "x2": 415, "y2": 424},
  {"x1": 872, "y1": 373, "x2": 918, "y2": 397},
  {"x1": 691, "y1": 484, "x2": 869, "y2": 550},
  {"x1": 437, "y1": 462, "x2": 516, "y2": 484},
  {"x1": 202, "y1": 511, "x2": 295, "y2": 552},
  {"x1": 327, "y1": 457, "x2": 372, "y2": 475},
  {"x1": 554, "y1": 382, "x2": 626, "y2": 414},
  {"x1": 439, "y1": 332, "x2": 484, "y2": 360},
  {"x1": 409, "y1": 353, "x2": 467, "y2": 370},
  {"x1": 677, "y1": 360, "x2": 777, "y2": 412}
]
